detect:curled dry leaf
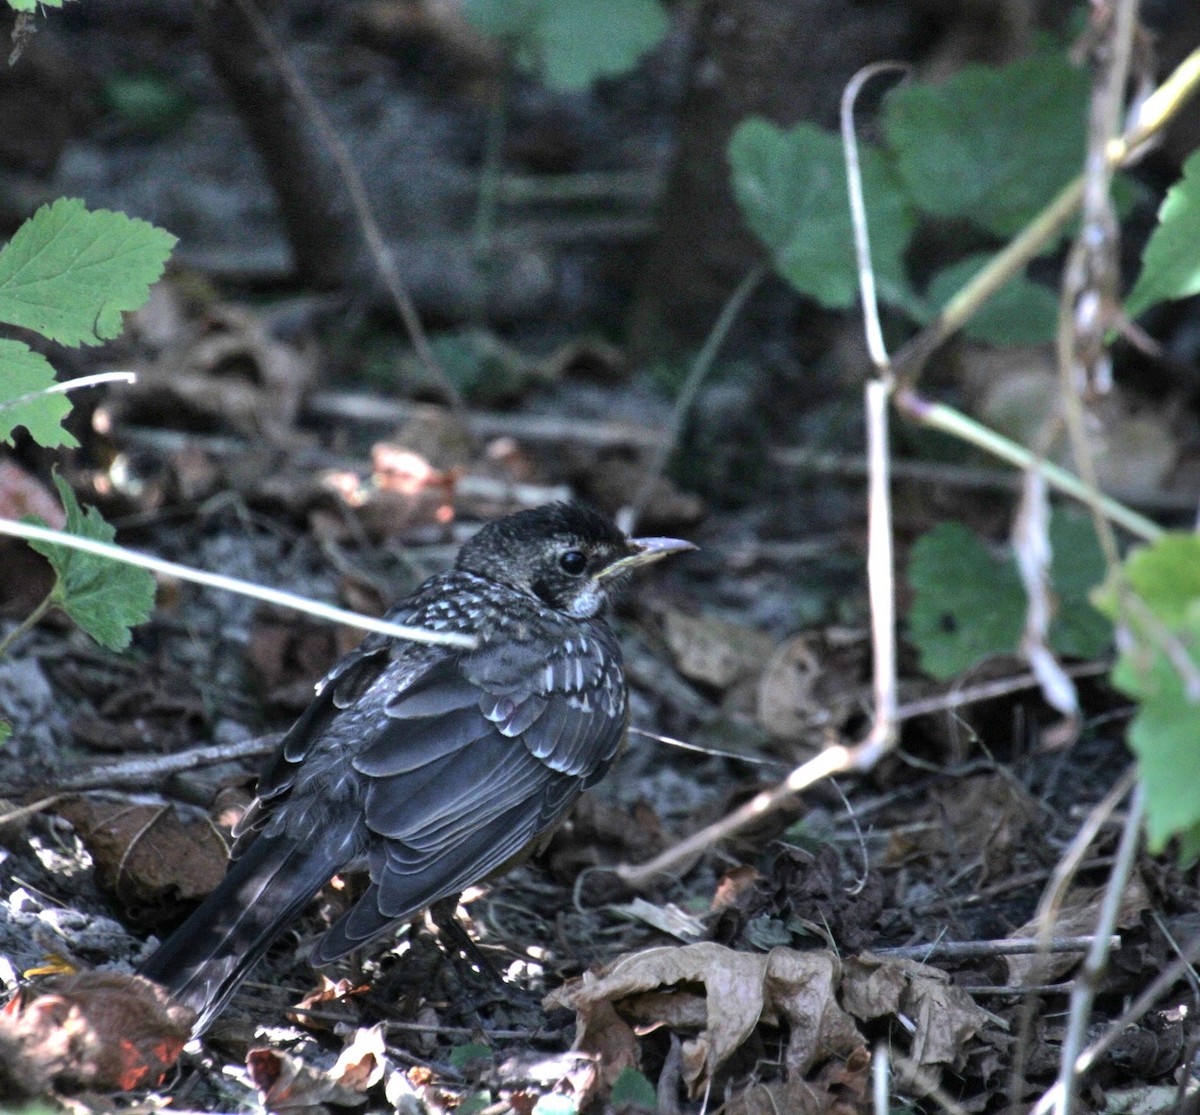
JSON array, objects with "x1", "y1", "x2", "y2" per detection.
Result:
[
  {"x1": 55, "y1": 795, "x2": 228, "y2": 927},
  {"x1": 248, "y1": 1025, "x2": 386, "y2": 1113},
  {"x1": 756, "y1": 632, "x2": 866, "y2": 744},
  {"x1": 1004, "y1": 870, "x2": 1151, "y2": 986},
  {"x1": 841, "y1": 954, "x2": 991, "y2": 1072},
  {"x1": 0, "y1": 970, "x2": 194, "y2": 1100},
  {"x1": 544, "y1": 942, "x2": 863, "y2": 1097},
  {"x1": 111, "y1": 302, "x2": 317, "y2": 443},
  {"x1": 659, "y1": 608, "x2": 775, "y2": 691}
]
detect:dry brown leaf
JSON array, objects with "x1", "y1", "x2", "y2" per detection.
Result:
[
  {"x1": 248, "y1": 1028, "x2": 385, "y2": 1115},
  {"x1": 842, "y1": 954, "x2": 990, "y2": 1073},
  {"x1": 756, "y1": 632, "x2": 866, "y2": 743},
  {"x1": 1004, "y1": 871, "x2": 1151, "y2": 986},
  {"x1": 545, "y1": 943, "x2": 862, "y2": 1096},
  {"x1": 660, "y1": 609, "x2": 775, "y2": 690},
  {"x1": 0, "y1": 971, "x2": 194, "y2": 1100},
  {"x1": 55, "y1": 795, "x2": 228, "y2": 926}
]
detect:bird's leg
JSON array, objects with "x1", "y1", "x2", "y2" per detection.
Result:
[{"x1": 428, "y1": 895, "x2": 505, "y2": 987}]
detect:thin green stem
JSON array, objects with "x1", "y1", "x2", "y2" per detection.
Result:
[
  {"x1": 473, "y1": 71, "x2": 511, "y2": 310},
  {"x1": 0, "y1": 592, "x2": 53, "y2": 659},
  {"x1": 895, "y1": 391, "x2": 1163, "y2": 542},
  {"x1": 628, "y1": 264, "x2": 767, "y2": 529}
]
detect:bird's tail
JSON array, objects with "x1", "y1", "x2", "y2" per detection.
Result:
[{"x1": 137, "y1": 832, "x2": 346, "y2": 1035}]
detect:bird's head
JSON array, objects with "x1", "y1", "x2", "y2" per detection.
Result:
[{"x1": 455, "y1": 502, "x2": 695, "y2": 618}]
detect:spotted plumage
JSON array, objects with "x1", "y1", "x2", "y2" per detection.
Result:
[{"x1": 137, "y1": 503, "x2": 693, "y2": 1034}]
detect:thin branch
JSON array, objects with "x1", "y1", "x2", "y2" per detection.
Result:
[
  {"x1": 626, "y1": 264, "x2": 766, "y2": 532},
  {"x1": 226, "y1": 0, "x2": 458, "y2": 406},
  {"x1": 0, "y1": 517, "x2": 476, "y2": 649},
  {"x1": 841, "y1": 61, "x2": 907, "y2": 372},
  {"x1": 1047, "y1": 783, "x2": 1146, "y2": 1115},
  {"x1": 876, "y1": 934, "x2": 1119, "y2": 962}
]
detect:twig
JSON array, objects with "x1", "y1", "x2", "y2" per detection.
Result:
[
  {"x1": 226, "y1": 0, "x2": 458, "y2": 406},
  {"x1": 894, "y1": 393, "x2": 1162, "y2": 541},
  {"x1": 1042, "y1": 782, "x2": 1145, "y2": 1115},
  {"x1": 0, "y1": 735, "x2": 283, "y2": 797},
  {"x1": 0, "y1": 517, "x2": 476, "y2": 649},
  {"x1": 1008, "y1": 766, "x2": 1137, "y2": 1107},
  {"x1": 842, "y1": 61, "x2": 907, "y2": 372},
  {"x1": 625, "y1": 264, "x2": 766, "y2": 532},
  {"x1": 895, "y1": 661, "x2": 1110, "y2": 722},
  {"x1": 876, "y1": 934, "x2": 1118, "y2": 962}
]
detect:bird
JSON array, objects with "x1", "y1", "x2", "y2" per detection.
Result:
[{"x1": 137, "y1": 502, "x2": 695, "y2": 1035}]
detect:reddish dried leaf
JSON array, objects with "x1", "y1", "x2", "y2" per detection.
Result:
[{"x1": 0, "y1": 971, "x2": 193, "y2": 1098}]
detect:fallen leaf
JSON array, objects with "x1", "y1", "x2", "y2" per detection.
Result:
[
  {"x1": 55, "y1": 795, "x2": 228, "y2": 927},
  {"x1": 1004, "y1": 871, "x2": 1151, "y2": 986},
  {"x1": 841, "y1": 954, "x2": 991, "y2": 1072},
  {"x1": 660, "y1": 608, "x2": 775, "y2": 690},
  {"x1": 0, "y1": 971, "x2": 194, "y2": 1099},
  {"x1": 545, "y1": 942, "x2": 863, "y2": 1096}
]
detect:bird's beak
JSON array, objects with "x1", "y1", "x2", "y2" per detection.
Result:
[{"x1": 598, "y1": 535, "x2": 697, "y2": 580}]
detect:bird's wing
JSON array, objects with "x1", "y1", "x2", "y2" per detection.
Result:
[
  {"x1": 314, "y1": 624, "x2": 626, "y2": 961},
  {"x1": 231, "y1": 636, "x2": 394, "y2": 854}
]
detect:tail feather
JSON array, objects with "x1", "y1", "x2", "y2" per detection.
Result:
[{"x1": 137, "y1": 833, "x2": 344, "y2": 1035}]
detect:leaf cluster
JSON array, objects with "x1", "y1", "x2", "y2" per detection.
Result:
[{"x1": 0, "y1": 199, "x2": 174, "y2": 654}]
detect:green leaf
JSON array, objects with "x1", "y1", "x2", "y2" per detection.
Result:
[
  {"x1": 8, "y1": 0, "x2": 63, "y2": 9},
  {"x1": 908, "y1": 522, "x2": 1026, "y2": 679},
  {"x1": 884, "y1": 53, "x2": 1089, "y2": 239},
  {"x1": 0, "y1": 720, "x2": 10, "y2": 747},
  {"x1": 1125, "y1": 148, "x2": 1200, "y2": 319},
  {"x1": 448, "y1": 1041, "x2": 493, "y2": 1071},
  {"x1": 925, "y1": 253, "x2": 1059, "y2": 344},
  {"x1": 609, "y1": 1068, "x2": 656, "y2": 1111},
  {"x1": 907, "y1": 515, "x2": 1109, "y2": 679},
  {"x1": 457, "y1": 1092, "x2": 494, "y2": 1115},
  {"x1": 729, "y1": 118, "x2": 915, "y2": 311},
  {"x1": 1048, "y1": 513, "x2": 1112, "y2": 660},
  {"x1": 463, "y1": 0, "x2": 668, "y2": 90},
  {"x1": 1116, "y1": 533, "x2": 1200, "y2": 625},
  {"x1": 0, "y1": 198, "x2": 176, "y2": 347},
  {"x1": 1110, "y1": 618, "x2": 1200, "y2": 851},
  {"x1": 26, "y1": 472, "x2": 155, "y2": 651},
  {"x1": 0, "y1": 339, "x2": 76, "y2": 448},
  {"x1": 1093, "y1": 533, "x2": 1200, "y2": 853}
]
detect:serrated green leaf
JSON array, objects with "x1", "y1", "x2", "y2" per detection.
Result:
[
  {"x1": 729, "y1": 118, "x2": 915, "y2": 311},
  {"x1": 926, "y1": 253, "x2": 1058, "y2": 344},
  {"x1": 1111, "y1": 533, "x2": 1200, "y2": 625},
  {"x1": 463, "y1": 0, "x2": 667, "y2": 89},
  {"x1": 540, "y1": 0, "x2": 667, "y2": 89},
  {"x1": 0, "y1": 198, "x2": 176, "y2": 347},
  {"x1": 1093, "y1": 533, "x2": 1200, "y2": 854},
  {"x1": 1111, "y1": 619, "x2": 1200, "y2": 852},
  {"x1": 0, "y1": 339, "x2": 76, "y2": 448},
  {"x1": 908, "y1": 515, "x2": 1109, "y2": 679},
  {"x1": 1126, "y1": 148, "x2": 1200, "y2": 319},
  {"x1": 609, "y1": 1067, "x2": 656, "y2": 1110},
  {"x1": 908, "y1": 522, "x2": 1026, "y2": 679},
  {"x1": 26, "y1": 472, "x2": 155, "y2": 651},
  {"x1": 884, "y1": 54, "x2": 1089, "y2": 239}
]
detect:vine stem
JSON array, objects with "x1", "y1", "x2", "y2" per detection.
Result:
[{"x1": 0, "y1": 592, "x2": 52, "y2": 658}]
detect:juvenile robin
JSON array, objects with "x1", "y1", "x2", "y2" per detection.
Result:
[{"x1": 138, "y1": 502, "x2": 694, "y2": 1034}]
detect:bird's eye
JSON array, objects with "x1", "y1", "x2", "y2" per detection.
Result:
[{"x1": 559, "y1": 549, "x2": 588, "y2": 576}]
